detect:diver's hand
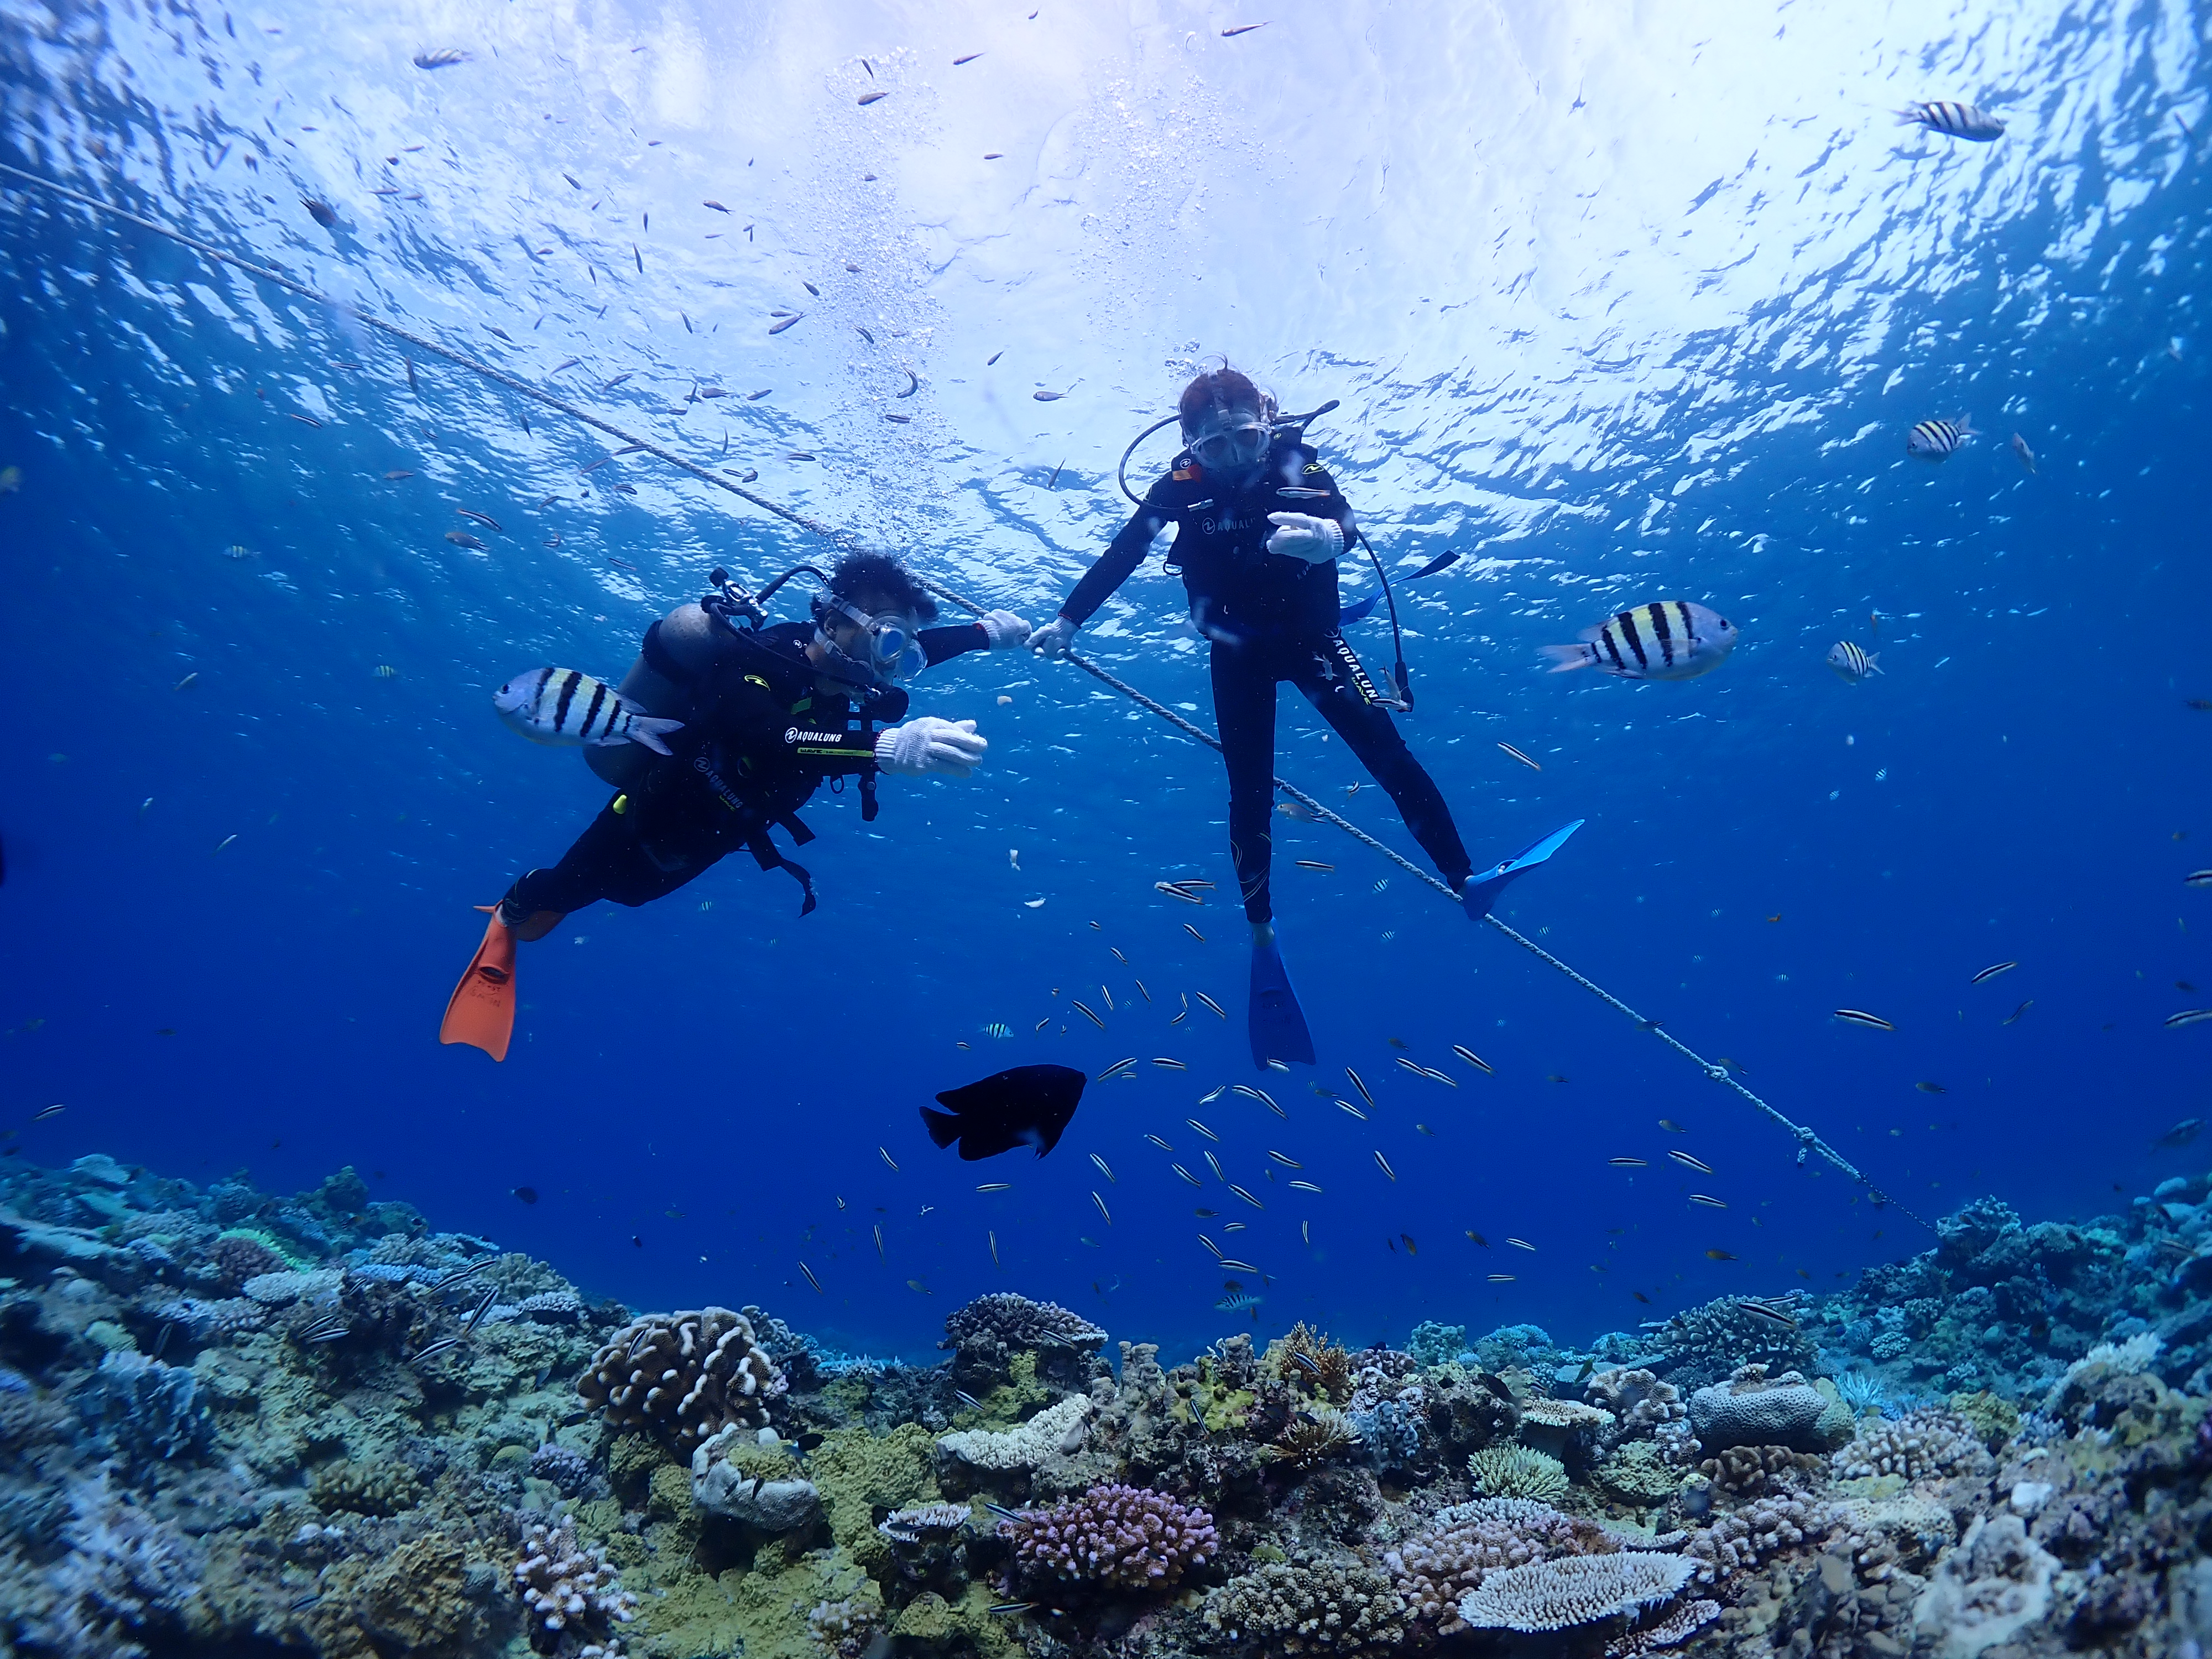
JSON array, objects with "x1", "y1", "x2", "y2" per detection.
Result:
[
  {"x1": 1265, "y1": 512, "x2": 1343, "y2": 565},
  {"x1": 875, "y1": 717, "x2": 988, "y2": 779},
  {"x1": 977, "y1": 609, "x2": 1031, "y2": 650},
  {"x1": 1027, "y1": 615, "x2": 1078, "y2": 658}
]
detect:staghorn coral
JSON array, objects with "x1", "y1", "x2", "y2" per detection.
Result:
[
  {"x1": 1698, "y1": 1443, "x2": 1823, "y2": 1497},
  {"x1": 998, "y1": 1482, "x2": 1217, "y2": 1599},
  {"x1": 1458, "y1": 1551, "x2": 1698, "y2": 1635},
  {"x1": 1467, "y1": 1442, "x2": 1569, "y2": 1503},
  {"x1": 1688, "y1": 1364, "x2": 1837, "y2": 1452},
  {"x1": 576, "y1": 1307, "x2": 785, "y2": 1454},
  {"x1": 1384, "y1": 1498, "x2": 1620, "y2": 1635},
  {"x1": 1829, "y1": 1405, "x2": 1991, "y2": 1482},
  {"x1": 1203, "y1": 1556, "x2": 1409, "y2": 1656},
  {"x1": 1266, "y1": 1402, "x2": 1360, "y2": 1469},
  {"x1": 937, "y1": 1390, "x2": 1092, "y2": 1470},
  {"x1": 514, "y1": 1515, "x2": 638, "y2": 1648}
]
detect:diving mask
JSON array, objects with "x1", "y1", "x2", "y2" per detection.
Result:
[
  {"x1": 811, "y1": 594, "x2": 928, "y2": 685},
  {"x1": 1183, "y1": 404, "x2": 1274, "y2": 472}
]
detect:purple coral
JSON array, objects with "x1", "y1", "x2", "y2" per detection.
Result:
[
  {"x1": 999, "y1": 1484, "x2": 1218, "y2": 1597},
  {"x1": 528, "y1": 1443, "x2": 599, "y2": 1496}
]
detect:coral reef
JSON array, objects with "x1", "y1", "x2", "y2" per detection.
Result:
[
  {"x1": 11, "y1": 1147, "x2": 2212, "y2": 1659},
  {"x1": 576, "y1": 1308, "x2": 785, "y2": 1453}
]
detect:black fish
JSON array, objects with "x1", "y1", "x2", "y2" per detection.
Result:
[
  {"x1": 921, "y1": 1064, "x2": 1086, "y2": 1160},
  {"x1": 302, "y1": 196, "x2": 338, "y2": 228},
  {"x1": 512, "y1": 1185, "x2": 538, "y2": 1204}
]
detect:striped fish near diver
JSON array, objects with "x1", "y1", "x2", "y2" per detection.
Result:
[
  {"x1": 1541, "y1": 601, "x2": 1738, "y2": 682},
  {"x1": 1907, "y1": 418, "x2": 1976, "y2": 461},
  {"x1": 494, "y1": 668, "x2": 684, "y2": 754},
  {"x1": 1896, "y1": 101, "x2": 2005, "y2": 142}
]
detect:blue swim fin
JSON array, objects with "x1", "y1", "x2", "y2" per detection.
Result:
[
  {"x1": 1249, "y1": 936, "x2": 1317, "y2": 1070},
  {"x1": 1462, "y1": 820, "x2": 1584, "y2": 921},
  {"x1": 1338, "y1": 593, "x2": 1381, "y2": 624}
]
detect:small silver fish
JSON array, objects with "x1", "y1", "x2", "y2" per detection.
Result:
[
  {"x1": 1907, "y1": 417, "x2": 1976, "y2": 461},
  {"x1": 494, "y1": 668, "x2": 684, "y2": 754},
  {"x1": 769, "y1": 315, "x2": 802, "y2": 335},
  {"x1": 1668, "y1": 1150, "x2": 1716, "y2": 1175},
  {"x1": 1897, "y1": 101, "x2": 2005, "y2": 142},
  {"x1": 1833, "y1": 1008, "x2": 1896, "y2": 1031},
  {"x1": 413, "y1": 47, "x2": 471, "y2": 69},
  {"x1": 2011, "y1": 432, "x2": 2036, "y2": 474},
  {"x1": 2166, "y1": 1010, "x2": 2212, "y2": 1030},
  {"x1": 1971, "y1": 960, "x2": 2020, "y2": 983},
  {"x1": 1827, "y1": 640, "x2": 1881, "y2": 682}
]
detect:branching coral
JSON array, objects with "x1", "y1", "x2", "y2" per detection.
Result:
[
  {"x1": 1266, "y1": 1403, "x2": 1360, "y2": 1469},
  {"x1": 1686, "y1": 1493, "x2": 1837, "y2": 1583},
  {"x1": 1467, "y1": 1443, "x2": 1569, "y2": 1503},
  {"x1": 1265, "y1": 1321, "x2": 1355, "y2": 1402},
  {"x1": 998, "y1": 1483, "x2": 1217, "y2": 1598},
  {"x1": 940, "y1": 1291, "x2": 1107, "y2": 1355},
  {"x1": 1459, "y1": 1552, "x2": 1698, "y2": 1635},
  {"x1": 1203, "y1": 1557, "x2": 1409, "y2": 1656},
  {"x1": 1585, "y1": 1368, "x2": 1687, "y2": 1439},
  {"x1": 514, "y1": 1516, "x2": 638, "y2": 1647},
  {"x1": 67, "y1": 1353, "x2": 211, "y2": 1480},
  {"x1": 1829, "y1": 1406, "x2": 1991, "y2": 1482},
  {"x1": 577, "y1": 1307, "x2": 786, "y2": 1454},
  {"x1": 1698, "y1": 1443, "x2": 1823, "y2": 1498},
  {"x1": 1385, "y1": 1498, "x2": 1619, "y2": 1635}
]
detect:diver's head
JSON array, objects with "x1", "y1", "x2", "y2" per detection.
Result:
[
  {"x1": 1178, "y1": 363, "x2": 1277, "y2": 480},
  {"x1": 807, "y1": 551, "x2": 938, "y2": 686}
]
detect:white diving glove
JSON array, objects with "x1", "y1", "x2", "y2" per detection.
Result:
[
  {"x1": 1265, "y1": 511, "x2": 1344, "y2": 565},
  {"x1": 875, "y1": 716, "x2": 987, "y2": 779},
  {"x1": 977, "y1": 609, "x2": 1031, "y2": 650},
  {"x1": 1026, "y1": 615, "x2": 1079, "y2": 658}
]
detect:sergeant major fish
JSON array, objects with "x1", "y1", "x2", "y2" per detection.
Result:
[
  {"x1": 1907, "y1": 418, "x2": 1976, "y2": 461},
  {"x1": 1541, "y1": 601, "x2": 1738, "y2": 682},
  {"x1": 1827, "y1": 641, "x2": 1881, "y2": 683},
  {"x1": 494, "y1": 669, "x2": 684, "y2": 754},
  {"x1": 1897, "y1": 101, "x2": 2006, "y2": 142}
]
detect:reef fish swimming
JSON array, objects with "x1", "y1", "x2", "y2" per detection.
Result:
[
  {"x1": 1540, "y1": 601, "x2": 1738, "y2": 682},
  {"x1": 493, "y1": 669, "x2": 684, "y2": 754},
  {"x1": 1896, "y1": 100, "x2": 2006, "y2": 141},
  {"x1": 1827, "y1": 641, "x2": 1881, "y2": 682},
  {"x1": 921, "y1": 1064, "x2": 1086, "y2": 1161},
  {"x1": 1907, "y1": 418, "x2": 1976, "y2": 460}
]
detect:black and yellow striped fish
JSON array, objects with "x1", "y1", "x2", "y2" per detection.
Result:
[
  {"x1": 493, "y1": 667, "x2": 684, "y2": 753},
  {"x1": 1896, "y1": 101, "x2": 2005, "y2": 142},
  {"x1": 1541, "y1": 601, "x2": 1738, "y2": 682},
  {"x1": 1907, "y1": 418, "x2": 1975, "y2": 460}
]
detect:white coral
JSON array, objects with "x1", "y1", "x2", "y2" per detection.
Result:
[
  {"x1": 1459, "y1": 1552, "x2": 1696, "y2": 1633},
  {"x1": 936, "y1": 1393, "x2": 1092, "y2": 1469}
]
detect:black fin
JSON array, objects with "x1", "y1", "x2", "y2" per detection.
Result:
[{"x1": 919, "y1": 1106, "x2": 963, "y2": 1149}]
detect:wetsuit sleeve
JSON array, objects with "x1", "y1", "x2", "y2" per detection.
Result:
[
  {"x1": 920, "y1": 623, "x2": 990, "y2": 667},
  {"x1": 1060, "y1": 476, "x2": 1181, "y2": 626}
]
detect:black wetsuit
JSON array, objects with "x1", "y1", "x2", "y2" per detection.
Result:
[
  {"x1": 507, "y1": 617, "x2": 989, "y2": 917},
  {"x1": 1060, "y1": 439, "x2": 1471, "y2": 924}
]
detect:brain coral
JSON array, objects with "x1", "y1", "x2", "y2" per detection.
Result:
[
  {"x1": 1687, "y1": 1366, "x2": 1832, "y2": 1452},
  {"x1": 576, "y1": 1307, "x2": 785, "y2": 1454},
  {"x1": 1203, "y1": 1557, "x2": 1410, "y2": 1657},
  {"x1": 1458, "y1": 1552, "x2": 1697, "y2": 1634},
  {"x1": 999, "y1": 1483, "x2": 1218, "y2": 1597}
]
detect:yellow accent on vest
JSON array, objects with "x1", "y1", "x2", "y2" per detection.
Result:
[
  {"x1": 744, "y1": 674, "x2": 769, "y2": 690},
  {"x1": 612, "y1": 794, "x2": 629, "y2": 815}
]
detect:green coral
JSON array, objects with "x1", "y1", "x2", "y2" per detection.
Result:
[
  {"x1": 1466, "y1": 1443, "x2": 1569, "y2": 1503},
  {"x1": 648, "y1": 1459, "x2": 697, "y2": 1525},
  {"x1": 1592, "y1": 1440, "x2": 1681, "y2": 1506},
  {"x1": 1949, "y1": 1389, "x2": 2023, "y2": 1452},
  {"x1": 716, "y1": 1436, "x2": 802, "y2": 1483},
  {"x1": 610, "y1": 1432, "x2": 676, "y2": 1505},
  {"x1": 808, "y1": 1423, "x2": 940, "y2": 1577},
  {"x1": 1189, "y1": 1357, "x2": 1254, "y2": 1431},
  {"x1": 627, "y1": 1543, "x2": 872, "y2": 1659},
  {"x1": 890, "y1": 1583, "x2": 1020, "y2": 1659},
  {"x1": 309, "y1": 1459, "x2": 422, "y2": 1517},
  {"x1": 957, "y1": 1349, "x2": 1050, "y2": 1428}
]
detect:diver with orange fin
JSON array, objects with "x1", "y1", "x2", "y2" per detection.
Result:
[{"x1": 441, "y1": 553, "x2": 1028, "y2": 1060}]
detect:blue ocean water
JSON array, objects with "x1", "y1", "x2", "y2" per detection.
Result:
[{"x1": 1, "y1": 0, "x2": 2206, "y2": 1369}]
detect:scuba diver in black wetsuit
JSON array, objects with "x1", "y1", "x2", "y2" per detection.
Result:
[
  {"x1": 441, "y1": 553, "x2": 1031, "y2": 1060},
  {"x1": 1028, "y1": 365, "x2": 1579, "y2": 1068}
]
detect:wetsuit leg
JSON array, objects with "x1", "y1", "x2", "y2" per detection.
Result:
[
  {"x1": 1291, "y1": 638, "x2": 1474, "y2": 889},
  {"x1": 1209, "y1": 640, "x2": 1283, "y2": 924},
  {"x1": 507, "y1": 804, "x2": 729, "y2": 915}
]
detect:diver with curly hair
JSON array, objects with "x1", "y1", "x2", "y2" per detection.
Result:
[{"x1": 441, "y1": 553, "x2": 1030, "y2": 1059}]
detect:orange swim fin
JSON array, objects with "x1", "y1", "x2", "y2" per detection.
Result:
[{"x1": 441, "y1": 906, "x2": 517, "y2": 1061}]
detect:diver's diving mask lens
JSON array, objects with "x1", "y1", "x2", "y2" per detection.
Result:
[
  {"x1": 816, "y1": 597, "x2": 927, "y2": 684},
  {"x1": 1186, "y1": 410, "x2": 1272, "y2": 471}
]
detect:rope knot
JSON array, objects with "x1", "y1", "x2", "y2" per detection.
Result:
[{"x1": 1703, "y1": 1064, "x2": 1729, "y2": 1081}]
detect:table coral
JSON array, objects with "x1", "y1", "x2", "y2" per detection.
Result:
[
  {"x1": 1384, "y1": 1498, "x2": 1619, "y2": 1635},
  {"x1": 1458, "y1": 1551, "x2": 1697, "y2": 1635},
  {"x1": 937, "y1": 1391, "x2": 1092, "y2": 1471}
]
